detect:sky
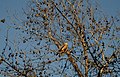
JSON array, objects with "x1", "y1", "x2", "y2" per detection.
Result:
[
  {"x1": 100, "y1": 0, "x2": 120, "y2": 15},
  {"x1": 0, "y1": 0, "x2": 120, "y2": 19},
  {"x1": 0, "y1": 0, "x2": 119, "y2": 51},
  {"x1": 0, "y1": 0, "x2": 119, "y2": 37},
  {"x1": 0, "y1": 0, "x2": 120, "y2": 26},
  {"x1": 0, "y1": 0, "x2": 120, "y2": 76},
  {"x1": 0, "y1": 0, "x2": 120, "y2": 17}
]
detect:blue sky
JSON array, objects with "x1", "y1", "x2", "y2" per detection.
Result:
[
  {"x1": 100, "y1": 0, "x2": 120, "y2": 15},
  {"x1": 0, "y1": 0, "x2": 120, "y2": 19},
  {"x1": 0, "y1": 0, "x2": 120, "y2": 22},
  {"x1": 0, "y1": 0, "x2": 120, "y2": 50},
  {"x1": 0, "y1": 0, "x2": 28, "y2": 18},
  {"x1": 0, "y1": 0, "x2": 120, "y2": 77}
]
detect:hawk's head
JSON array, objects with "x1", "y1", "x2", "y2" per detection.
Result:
[{"x1": 64, "y1": 43, "x2": 68, "y2": 46}]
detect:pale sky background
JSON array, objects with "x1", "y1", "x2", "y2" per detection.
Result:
[{"x1": 0, "y1": 0, "x2": 120, "y2": 77}]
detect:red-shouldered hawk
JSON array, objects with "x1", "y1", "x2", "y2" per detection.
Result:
[{"x1": 59, "y1": 43, "x2": 68, "y2": 56}]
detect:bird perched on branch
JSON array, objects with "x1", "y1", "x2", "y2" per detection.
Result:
[{"x1": 58, "y1": 43, "x2": 68, "y2": 56}]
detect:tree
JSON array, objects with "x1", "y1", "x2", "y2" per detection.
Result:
[{"x1": 0, "y1": 0, "x2": 120, "y2": 77}]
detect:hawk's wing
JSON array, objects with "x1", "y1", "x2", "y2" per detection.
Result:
[
  {"x1": 59, "y1": 43, "x2": 68, "y2": 53},
  {"x1": 59, "y1": 44, "x2": 65, "y2": 52}
]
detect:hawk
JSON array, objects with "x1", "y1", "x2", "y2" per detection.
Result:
[{"x1": 59, "y1": 43, "x2": 68, "y2": 56}]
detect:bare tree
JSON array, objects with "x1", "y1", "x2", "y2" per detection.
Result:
[{"x1": 0, "y1": 0, "x2": 120, "y2": 77}]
